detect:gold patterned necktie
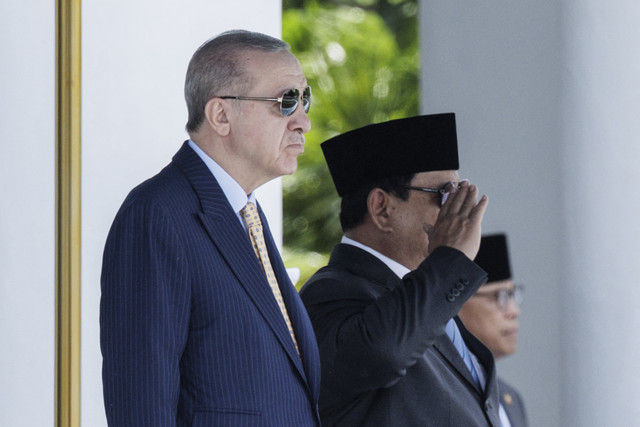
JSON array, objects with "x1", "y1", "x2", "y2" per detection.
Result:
[{"x1": 241, "y1": 202, "x2": 300, "y2": 355}]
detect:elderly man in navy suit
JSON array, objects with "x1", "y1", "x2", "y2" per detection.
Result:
[{"x1": 100, "y1": 30, "x2": 320, "y2": 426}]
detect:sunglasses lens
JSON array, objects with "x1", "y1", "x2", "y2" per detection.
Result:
[
  {"x1": 280, "y1": 89, "x2": 299, "y2": 116},
  {"x1": 302, "y1": 86, "x2": 311, "y2": 113},
  {"x1": 279, "y1": 87, "x2": 311, "y2": 116}
]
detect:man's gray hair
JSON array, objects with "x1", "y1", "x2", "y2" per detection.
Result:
[{"x1": 184, "y1": 30, "x2": 290, "y2": 133}]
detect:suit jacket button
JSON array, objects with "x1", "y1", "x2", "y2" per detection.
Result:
[
  {"x1": 451, "y1": 289, "x2": 461, "y2": 297},
  {"x1": 447, "y1": 293, "x2": 456, "y2": 302},
  {"x1": 485, "y1": 401, "x2": 492, "y2": 411},
  {"x1": 456, "y1": 282, "x2": 465, "y2": 291}
]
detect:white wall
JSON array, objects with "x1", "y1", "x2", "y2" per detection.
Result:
[
  {"x1": 561, "y1": 2, "x2": 640, "y2": 425},
  {"x1": 0, "y1": 0, "x2": 55, "y2": 425},
  {"x1": 421, "y1": 1, "x2": 640, "y2": 426},
  {"x1": 419, "y1": 1, "x2": 563, "y2": 426}
]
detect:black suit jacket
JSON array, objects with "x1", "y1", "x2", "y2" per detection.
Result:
[
  {"x1": 299, "y1": 243, "x2": 501, "y2": 426},
  {"x1": 499, "y1": 377, "x2": 529, "y2": 427},
  {"x1": 100, "y1": 142, "x2": 321, "y2": 426}
]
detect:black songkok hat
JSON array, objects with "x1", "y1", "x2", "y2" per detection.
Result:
[
  {"x1": 474, "y1": 233, "x2": 513, "y2": 283},
  {"x1": 321, "y1": 113, "x2": 459, "y2": 197}
]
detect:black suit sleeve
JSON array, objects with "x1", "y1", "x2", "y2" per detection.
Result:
[{"x1": 301, "y1": 246, "x2": 487, "y2": 397}]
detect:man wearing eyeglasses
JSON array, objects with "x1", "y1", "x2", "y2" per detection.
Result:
[
  {"x1": 299, "y1": 114, "x2": 501, "y2": 426},
  {"x1": 100, "y1": 30, "x2": 320, "y2": 426},
  {"x1": 459, "y1": 233, "x2": 529, "y2": 427}
]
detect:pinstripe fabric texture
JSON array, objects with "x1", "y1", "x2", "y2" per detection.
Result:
[
  {"x1": 100, "y1": 141, "x2": 321, "y2": 426},
  {"x1": 241, "y1": 202, "x2": 300, "y2": 354}
]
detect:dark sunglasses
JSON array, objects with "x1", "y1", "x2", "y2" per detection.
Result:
[{"x1": 219, "y1": 86, "x2": 311, "y2": 117}]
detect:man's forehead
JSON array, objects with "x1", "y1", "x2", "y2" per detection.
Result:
[
  {"x1": 244, "y1": 51, "x2": 306, "y2": 89},
  {"x1": 242, "y1": 49, "x2": 298, "y2": 69},
  {"x1": 412, "y1": 170, "x2": 459, "y2": 184}
]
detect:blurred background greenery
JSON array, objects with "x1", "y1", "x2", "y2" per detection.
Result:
[{"x1": 282, "y1": 0, "x2": 419, "y2": 288}]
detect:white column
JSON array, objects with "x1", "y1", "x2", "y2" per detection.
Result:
[
  {"x1": 0, "y1": 1, "x2": 55, "y2": 426},
  {"x1": 419, "y1": 2, "x2": 563, "y2": 426},
  {"x1": 421, "y1": 1, "x2": 640, "y2": 425},
  {"x1": 562, "y1": 2, "x2": 640, "y2": 425}
]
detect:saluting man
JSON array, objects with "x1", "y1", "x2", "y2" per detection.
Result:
[{"x1": 300, "y1": 114, "x2": 500, "y2": 426}]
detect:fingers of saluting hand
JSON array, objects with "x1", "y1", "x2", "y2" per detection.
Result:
[
  {"x1": 439, "y1": 180, "x2": 472, "y2": 216},
  {"x1": 440, "y1": 181, "x2": 488, "y2": 218},
  {"x1": 455, "y1": 184, "x2": 488, "y2": 220},
  {"x1": 430, "y1": 181, "x2": 489, "y2": 259},
  {"x1": 470, "y1": 192, "x2": 489, "y2": 223},
  {"x1": 458, "y1": 183, "x2": 484, "y2": 218}
]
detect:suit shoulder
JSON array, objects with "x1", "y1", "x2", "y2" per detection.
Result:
[
  {"x1": 498, "y1": 377, "x2": 522, "y2": 396},
  {"x1": 118, "y1": 162, "x2": 196, "y2": 213},
  {"x1": 128, "y1": 162, "x2": 189, "y2": 199},
  {"x1": 299, "y1": 263, "x2": 385, "y2": 306}
]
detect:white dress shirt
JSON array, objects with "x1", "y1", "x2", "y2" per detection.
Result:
[{"x1": 188, "y1": 139, "x2": 255, "y2": 231}]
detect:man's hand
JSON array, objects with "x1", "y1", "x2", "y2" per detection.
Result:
[{"x1": 427, "y1": 180, "x2": 489, "y2": 260}]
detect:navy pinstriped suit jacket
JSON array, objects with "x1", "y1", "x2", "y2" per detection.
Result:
[{"x1": 100, "y1": 142, "x2": 321, "y2": 426}]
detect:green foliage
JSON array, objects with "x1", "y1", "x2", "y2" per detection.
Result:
[
  {"x1": 282, "y1": 1, "x2": 418, "y2": 284},
  {"x1": 283, "y1": 0, "x2": 418, "y2": 52},
  {"x1": 283, "y1": 248, "x2": 330, "y2": 291}
]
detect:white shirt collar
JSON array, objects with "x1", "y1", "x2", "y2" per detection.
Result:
[
  {"x1": 341, "y1": 235, "x2": 411, "y2": 279},
  {"x1": 188, "y1": 140, "x2": 255, "y2": 219},
  {"x1": 499, "y1": 403, "x2": 512, "y2": 427}
]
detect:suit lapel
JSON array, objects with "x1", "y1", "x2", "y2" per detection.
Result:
[
  {"x1": 433, "y1": 326, "x2": 500, "y2": 426},
  {"x1": 171, "y1": 142, "x2": 308, "y2": 383},
  {"x1": 433, "y1": 332, "x2": 484, "y2": 394},
  {"x1": 456, "y1": 317, "x2": 502, "y2": 427}
]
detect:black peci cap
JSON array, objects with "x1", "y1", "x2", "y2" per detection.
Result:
[
  {"x1": 474, "y1": 233, "x2": 512, "y2": 283},
  {"x1": 321, "y1": 113, "x2": 459, "y2": 197}
]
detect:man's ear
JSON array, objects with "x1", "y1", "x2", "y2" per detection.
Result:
[
  {"x1": 367, "y1": 188, "x2": 395, "y2": 232},
  {"x1": 204, "y1": 98, "x2": 231, "y2": 136}
]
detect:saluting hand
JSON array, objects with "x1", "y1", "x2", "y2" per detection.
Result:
[{"x1": 427, "y1": 180, "x2": 489, "y2": 260}]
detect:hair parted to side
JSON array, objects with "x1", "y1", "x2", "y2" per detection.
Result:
[
  {"x1": 339, "y1": 174, "x2": 415, "y2": 232},
  {"x1": 184, "y1": 29, "x2": 290, "y2": 134}
]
